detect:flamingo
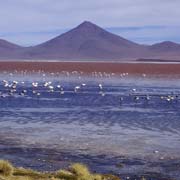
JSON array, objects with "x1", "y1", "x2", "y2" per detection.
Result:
[
  {"x1": 74, "y1": 86, "x2": 81, "y2": 93},
  {"x1": 32, "y1": 82, "x2": 38, "y2": 88},
  {"x1": 98, "y1": 84, "x2": 103, "y2": 90}
]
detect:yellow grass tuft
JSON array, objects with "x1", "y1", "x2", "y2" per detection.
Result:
[
  {"x1": 70, "y1": 163, "x2": 90, "y2": 177},
  {"x1": 55, "y1": 169, "x2": 75, "y2": 179},
  {"x1": 69, "y1": 163, "x2": 104, "y2": 180},
  {"x1": 0, "y1": 160, "x2": 14, "y2": 177},
  {"x1": 13, "y1": 167, "x2": 46, "y2": 178},
  {"x1": 92, "y1": 174, "x2": 102, "y2": 180}
]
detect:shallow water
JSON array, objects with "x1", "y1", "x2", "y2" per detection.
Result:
[{"x1": 0, "y1": 72, "x2": 180, "y2": 180}]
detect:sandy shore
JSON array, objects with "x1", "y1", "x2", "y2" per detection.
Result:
[{"x1": 0, "y1": 61, "x2": 180, "y2": 75}]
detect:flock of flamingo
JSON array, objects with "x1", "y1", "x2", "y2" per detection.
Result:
[{"x1": 0, "y1": 71, "x2": 179, "y2": 105}]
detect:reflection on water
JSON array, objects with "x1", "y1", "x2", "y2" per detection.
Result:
[{"x1": 0, "y1": 72, "x2": 180, "y2": 179}]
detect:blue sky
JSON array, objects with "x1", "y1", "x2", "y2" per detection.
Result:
[{"x1": 0, "y1": 0, "x2": 180, "y2": 46}]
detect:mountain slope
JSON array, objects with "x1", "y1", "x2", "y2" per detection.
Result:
[
  {"x1": 146, "y1": 41, "x2": 180, "y2": 60},
  {"x1": 0, "y1": 39, "x2": 21, "y2": 49},
  {"x1": 0, "y1": 39, "x2": 24, "y2": 59},
  {"x1": 149, "y1": 41, "x2": 180, "y2": 52}
]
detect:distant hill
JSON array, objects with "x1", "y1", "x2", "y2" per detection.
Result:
[
  {"x1": 0, "y1": 21, "x2": 180, "y2": 61},
  {"x1": 0, "y1": 39, "x2": 24, "y2": 59}
]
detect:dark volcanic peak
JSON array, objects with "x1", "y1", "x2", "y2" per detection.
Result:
[
  {"x1": 35, "y1": 21, "x2": 139, "y2": 49},
  {"x1": 76, "y1": 21, "x2": 100, "y2": 30},
  {"x1": 73, "y1": 21, "x2": 107, "y2": 35},
  {"x1": 78, "y1": 21, "x2": 96, "y2": 26},
  {"x1": 27, "y1": 21, "x2": 143, "y2": 60},
  {"x1": 71, "y1": 21, "x2": 139, "y2": 46}
]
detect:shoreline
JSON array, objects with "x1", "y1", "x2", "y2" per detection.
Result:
[
  {"x1": 0, "y1": 144, "x2": 178, "y2": 180},
  {"x1": 0, "y1": 61, "x2": 180, "y2": 75}
]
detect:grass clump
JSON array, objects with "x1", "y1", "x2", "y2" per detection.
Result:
[
  {"x1": 0, "y1": 160, "x2": 13, "y2": 177},
  {"x1": 13, "y1": 167, "x2": 46, "y2": 178},
  {"x1": 56, "y1": 163, "x2": 103, "y2": 180},
  {"x1": 70, "y1": 163, "x2": 91, "y2": 179},
  {"x1": 0, "y1": 160, "x2": 121, "y2": 180},
  {"x1": 55, "y1": 169, "x2": 75, "y2": 180}
]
